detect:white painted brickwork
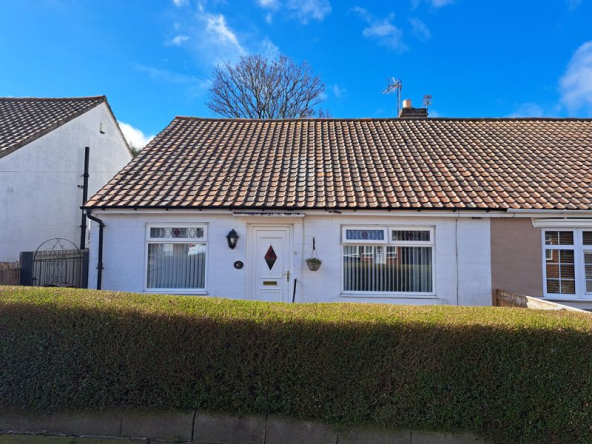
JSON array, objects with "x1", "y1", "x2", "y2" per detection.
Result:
[
  {"x1": 89, "y1": 212, "x2": 492, "y2": 306},
  {"x1": 0, "y1": 104, "x2": 131, "y2": 261}
]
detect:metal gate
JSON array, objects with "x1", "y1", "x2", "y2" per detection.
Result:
[{"x1": 20, "y1": 238, "x2": 89, "y2": 288}]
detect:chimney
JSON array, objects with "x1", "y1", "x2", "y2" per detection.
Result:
[{"x1": 398, "y1": 99, "x2": 428, "y2": 119}]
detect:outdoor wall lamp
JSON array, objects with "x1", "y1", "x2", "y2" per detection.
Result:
[{"x1": 226, "y1": 229, "x2": 239, "y2": 249}]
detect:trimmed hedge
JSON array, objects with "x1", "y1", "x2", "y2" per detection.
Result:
[{"x1": 1, "y1": 286, "x2": 592, "y2": 443}]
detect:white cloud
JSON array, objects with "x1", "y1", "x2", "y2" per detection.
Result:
[
  {"x1": 430, "y1": 0, "x2": 453, "y2": 6},
  {"x1": 173, "y1": 0, "x2": 188, "y2": 7},
  {"x1": 332, "y1": 84, "x2": 346, "y2": 98},
  {"x1": 171, "y1": 34, "x2": 190, "y2": 45},
  {"x1": 409, "y1": 18, "x2": 431, "y2": 40},
  {"x1": 412, "y1": 0, "x2": 454, "y2": 8},
  {"x1": 352, "y1": 6, "x2": 370, "y2": 20},
  {"x1": 167, "y1": 3, "x2": 281, "y2": 68},
  {"x1": 259, "y1": 37, "x2": 280, "y2": 58},
  {"x1": 258, "y1": 0, "x2": 331, "y2": 24},
  {"x1": 286, "y1": 0, "x2": 331, "y2": 23},
  {"x1": 560, "y1": 41, "x2": 592, "y2": 114},
  {"x1": 257, "y1": 0, "x2": 280, "y2": 10},
  {"x1": 355, "y1": 8, "x2": 406, "y2": 52},
  {"x1": 256, "y1": 0, "x2": 279, "y2": 23},
  {"x1": 169, "y1": 6, "x2": 248, "y2": 66},
  {"x1": 118, "y1": 122, "x2": 155, "y2": 150},
  {"x1": 202, "y1": 12, "x2": 245, "y2": 55},
  {"x1": 567, "y1": 0, "x2": 583, "y2": 10},
  {"x1": 507, "y1": 103, "x2": 546, "y2": 118}
]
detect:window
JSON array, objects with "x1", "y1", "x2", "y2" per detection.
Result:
[
  {"x1": 543, "y1": 229, "x2": 592, "y2": 298},
  {"x1": 342, "y1": 227, "x2": 387, "y2": 244},
  {"x1": 146, "y1": 225, "x2": 207, "y2": 291},
  {"x1": 342, "y1": 227, "x2": 434, "y2": 295}
]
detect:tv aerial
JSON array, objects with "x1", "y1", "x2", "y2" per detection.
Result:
[{"x1": 382, "y1": 78, "x2": 403, "y2": 115}]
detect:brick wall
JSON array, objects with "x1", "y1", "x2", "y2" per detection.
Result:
[{"x1": 490, "y1": 218, "x2": 543, "y2": 297}]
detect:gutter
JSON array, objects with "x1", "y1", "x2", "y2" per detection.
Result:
[
  {"x1": 85, "y1": 210, "x2": 105, "y2": 290},
  {"x1": 82, "y1": 204, "x2": 507, "y2": 213},
  {"x1": 506, "y1": 209, "x2": 592, "y2": 214}
]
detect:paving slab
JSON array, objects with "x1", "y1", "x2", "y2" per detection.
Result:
[
  {"x1": 0, "y1": 412, "x2": 51, "y2": 434},
  {"x1": 48, "y1": 413, "x2": 121, "y2": 437},
  {"x1": 0, "y1": 435, "x2": 73, "y2": 444},
  {"x1": 338, "y1": 427, "x2": 411, "y2": 444},
  {"x1": 120, "y1": 411, "x2": 193, "y2": 441},
  {"x1": 193, "y1": 412, "x2": 265, "y2": 444},
  {"x1": 71, "y1": 438, "x2": 145, "y2": 444},
  {"x1": 265, "y1": 416, "x2": 336, "y2": 444}
]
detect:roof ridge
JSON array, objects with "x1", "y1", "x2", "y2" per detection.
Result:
[
  {"x1": 173, "y1": 116, "x2": 592, "y2": 123},
  {"x1": 0, "y1": 96, "x2": 106, "y2": 102}
]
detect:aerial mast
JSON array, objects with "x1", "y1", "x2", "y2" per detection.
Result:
[
  {"x1": 423, "y1": 94, "x2": 433, "y2": 110},
  {"x1": 382, "y1": 78, "x2": 403, "y2": 116}
]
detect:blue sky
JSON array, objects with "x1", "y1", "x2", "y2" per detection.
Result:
[{"x1": 1, "y1": 0, "x2": 591, "y2": 147}]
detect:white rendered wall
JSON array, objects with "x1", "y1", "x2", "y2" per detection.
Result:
[
  {"x1": 0, "y1": 103, "x2": 131, "y2": 261},
  {"x1": 89, "y1": 211, "x2": 492, "y2": 306}
]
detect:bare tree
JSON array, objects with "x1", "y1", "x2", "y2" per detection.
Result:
[{"x1": 206, "y1": 55, "x2": 328, "y2": 119}]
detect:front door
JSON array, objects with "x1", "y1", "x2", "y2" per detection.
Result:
[{"x1": 250, "y1": 226, "x2": 291, "y2": 302}]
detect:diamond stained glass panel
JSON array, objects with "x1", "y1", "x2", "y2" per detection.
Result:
[{"x1": 264, "y1": 246, "x2": 277, "y2": 270}]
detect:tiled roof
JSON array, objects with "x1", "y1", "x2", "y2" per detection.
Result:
[
  {"x1": 86, "y1": 117, "x2": 592, "y2": 211},
  {"x1": 0, "y1": 96, "x2": 106, "y2": 159}
]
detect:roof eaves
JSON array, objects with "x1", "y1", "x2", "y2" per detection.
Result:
[{"x1": 83, "y1": 203, "x2": 510, "y2": 212}]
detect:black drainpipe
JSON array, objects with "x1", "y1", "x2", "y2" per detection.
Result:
[
  {"x1": 79, "y1": 146, "x2": 90, "y2": 249},
  {"x1": 86, "y1": 209, "x2": 104, "y2": 290}
]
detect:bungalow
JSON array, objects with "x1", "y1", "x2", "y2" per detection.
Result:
[
  {"x1": 0, "y1": 96, "x2": 131, "y2": 262},
  {"x1": 84, "y1": 114, "x2": 592, "y2": 309}
]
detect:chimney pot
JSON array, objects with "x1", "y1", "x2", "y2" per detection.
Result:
[{"x1": 402, "y1": 99, "x2": 412, "y2": 109}]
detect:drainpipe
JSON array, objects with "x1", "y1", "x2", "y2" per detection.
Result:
[
  {"x1": 86, "y1": 209, "x2": 104, "y2": 290},
  {"x1": 79, "y1": 146, "x2": 90, "y2": 249}
]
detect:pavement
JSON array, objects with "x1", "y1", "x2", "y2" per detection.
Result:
[{"x1": 0, "y1": 435, "x2": 156, "y2": 444}]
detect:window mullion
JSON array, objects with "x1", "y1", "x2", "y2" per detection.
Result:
[{"x1": 575, "y1": 229, "x2": 584, "y2": 298}]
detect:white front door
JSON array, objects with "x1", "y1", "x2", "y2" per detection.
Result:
[{"x1": 250, "y1": 226, "x2": 292, "y2": 302}]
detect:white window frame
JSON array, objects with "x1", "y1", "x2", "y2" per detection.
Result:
[
  {"x1": 341, "y1": 225, "x2": 436, "y2": 298},
  {"x1": 144, "y1": 223, "x2": 208, "y2": 294},
  {"x1": 541, "y1": 228, "x2": 592, "y2": 300}
]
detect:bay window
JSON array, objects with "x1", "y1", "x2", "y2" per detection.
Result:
[
  {"x1": 342, "y1": 226, "x2": 434, "y2": 295},
  {"x1": 146, "y1": 225, "x2": 207, "y2": 291},
  {"x1": 543, "y1": 229, "x2": 592, "y2": 298}
]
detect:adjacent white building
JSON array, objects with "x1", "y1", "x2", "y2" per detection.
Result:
[{"x1": 0, "y1": 96, "x2": 132, "y2": 261}]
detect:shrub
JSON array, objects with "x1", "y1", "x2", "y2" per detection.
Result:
[{"x1": 1, "y1": 286, "x2": 592, "y2": 443}]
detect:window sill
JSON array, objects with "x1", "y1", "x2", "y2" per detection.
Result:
[
  {"x1": 144, "y1": 289, "x2": 208, "y2": 296},
  {"x1": 340, "y1": 293, "x2": 438, "y2": 299},
  {"x1": 543, "y1": 296, "x2": 592, "y2": 302}
]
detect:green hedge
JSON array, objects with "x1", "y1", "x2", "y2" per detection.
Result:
[{"x1": 1, "y1": 286, "x2": 592, "y2": 443}]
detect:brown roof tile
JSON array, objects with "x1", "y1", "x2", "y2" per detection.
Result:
[{"x1": 86, "y1": 117, "x2": 592, "y2": 211}]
